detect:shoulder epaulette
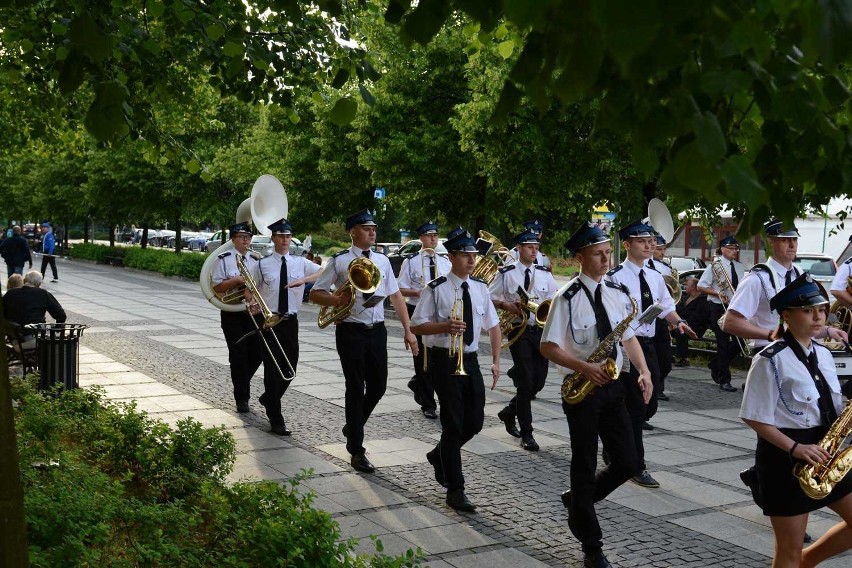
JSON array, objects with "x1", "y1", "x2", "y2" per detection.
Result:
[
  {"x1": 246, "y1": 252, "x2": 261, "y2": 261},
  {"x1": 759, "y1": 340, "x2": 787, "y2": 358},
  {"x1": 749, "y1": 263, "x2": 771, "y2": 275},
  {"x1": 332, "y1": 250, "x2": 348, "y2": 259},
  {"x1": 562, "y1": 280, "x2": 582, "y2": 299},
  {"x1": 498, "y1": 264, "x2": 516, "y2": 274},
  {"x1": 845, "y1": 257, "x2": 852, "y2": 265},
  {"x1": 404, "y1": 252, "x2": 417, "y2": 260},
  {"x1": 647, "y1": 264, "x2": 661, "y2": 274},
  {"x1": 605, "y1": 280, "x2": 629, "y2": 295},
  {"x1": 428, "y1": 276, "x2": 447, "y2": 289},
  {"x1": 534, "y1": 265, "x2": 548, "y2": 271},
  {"x1": 470, "y1": 276, "x2": 487, "y2": 285},
  {"x1": 606, "y1": 265, "x2": 623, "y2": 276},
  {"x1": 217, "y1": 251, "x2": 232, "y2": 259}
]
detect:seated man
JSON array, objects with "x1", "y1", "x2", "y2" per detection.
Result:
[
  {"x1": 672, "y1": 277, "x2": 709, "y2": 366},
  {"x1": 3, "y1": 271, "x2": 67, "y2": 342}
]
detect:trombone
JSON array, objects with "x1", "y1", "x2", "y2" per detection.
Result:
[
  {"x1": 449, "y1": 296, "x2": 467, "y2": 375},
  {"x1": 710, "y1": 257, "x2": 750, "y2": 357},
  {"x1": 235, "y1": 254, "x2": 296, "y2": 381}
]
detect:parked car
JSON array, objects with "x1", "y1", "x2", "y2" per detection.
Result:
[
  {"x1": 249, "y1": 235, "x2": 305, "y2": 258},
  {"x1": 794, "y1": 252, "x2": 837, "y2": 300},
  {"x1": 167, "y1": 231, "x2": 201, "y2": 250},
  {"x1": 387, "y1": 239, "x2": 448, "y2": 277},
  {"x1": 373, "y1": 242, "x2": 401, "y2": 255},
  {"x1": 204, "y1": 230, "x2": 230, "y2": 252},
  {"x1": 188, "y1": 232, "x2": 213, "y2": 251}
]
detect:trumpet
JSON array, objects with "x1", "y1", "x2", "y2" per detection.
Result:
[
  {"x1": 710, "y1": 257, "x2": 750, "y2": 357},
  {"x1": 236, "y1": 254, "x2": 296, "y2": 381},
  {"x1": 449, "y1": 297, "x2": 467, "y2": 376},
  {"x1": 317, "y1": 257, "x2": 382, "y2": 328}
]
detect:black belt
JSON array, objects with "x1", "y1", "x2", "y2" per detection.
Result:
[
  {"x1": 429, "y1": 347, "x2": 478, "y2": 361},
  {"x1": 637, "y1": 336, "x2": 656, "y2": 344},
  {"x1": 339, "y1": 321, "x2": 385, "y2": 330},
  {"x1": 278, "y1": 313, "x2": 298, "y2": 321}
]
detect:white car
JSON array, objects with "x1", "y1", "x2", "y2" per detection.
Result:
[
  {"x1": 794, "y1": 253, "x2": 837, "y2": 301},
  {"x1": 250, "y1": 235, "x2": 303, "y2": 257}
]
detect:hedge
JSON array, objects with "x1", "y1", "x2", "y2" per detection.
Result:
[{"x1": 68, "y1": 244, "x2": 206, "y2": 280}]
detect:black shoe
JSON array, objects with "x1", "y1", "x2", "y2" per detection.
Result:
[
  {"x1": 270, "y1": 423, "x2": 291, "y2": 436},
  {"x1": 350, "y1": 453, "x2": 375, "y2": 473},
  {"x1": 631, "y1": 470, "x2": 660, "y2": 488},
  {"x1": 720, "y1": 382, "x2": 737, "y2": 392},
  {"x1": 641, "y1": 421, "x2": 654, "y2": 431},
  {"x1": 521, "y1": 433, "x2": 539, "y2": 451},
  {"x1": 426, "y1": 450, "x2": 445, "y2": 487},
  {"x1": 342, "y1": 424, "x2": 349, "y2": 439},
  {"x1": 497, "y1": 408, "x2": 521, "y2": 438},
  {"x1": 583, "y1": 550, "x2": 612, "y2": 568},
  {"x1": 407, "y1": 379, "x2": 422, "y2": 406},
  {"x1": 560, "y1": 489, "x2": 572, "y2": 509},
  {"x1": 674, "y1": 358, "x2": 689, "y2": 367},
  {"x1": 422, "y1": 408, "x2": 438, "y2": 419},
  {"x1": 51, "y1": 279, "x2": 58, "y2": 283},
  {"x1": 236, "y1": 401, "x2": 250, "y2": 413},
  {"x1": 804, "y1": 532, "x2": 812, "y2": 543},
  {"x1": 657, "y1": 392, "x2": 670, "y2": 401},
  {"x1": 258, "y1": 392, "x2": 268, "y2": 407},
  {"x1": 446, "y1": 490, "x2": 476, "y2": 512}
]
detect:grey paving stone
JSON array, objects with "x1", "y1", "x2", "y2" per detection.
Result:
[
  {"x1": 334, "y1": 514, "x2": 392, "y2": 539},
  {"x1": 362, "y1": 505, "x2": 456, "y2": 531},
  {"x1": 446, "y1": 547, "x2": 551, "y2": 567},
  {"x1": 398, "y1": 524, "x2": 497, "y2": 554}
]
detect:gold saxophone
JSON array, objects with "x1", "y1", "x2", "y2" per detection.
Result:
[
  {"x1": 794, "y1": 400, "x2": 852, "y2": 499},
  {"x1": 561, "y1": 294, "x2": 638, "y2": 404}
]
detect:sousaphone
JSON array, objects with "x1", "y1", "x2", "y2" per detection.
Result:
[
  {"x1": 646, "y1": 198, "x2": 681, "y2": 302},
  {"x1": 199, "y1": 175, "x2": 289, "y2": 311}
]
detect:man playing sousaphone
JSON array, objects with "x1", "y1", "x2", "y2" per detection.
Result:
[
  {"x1": 541, "y1": 223, "x2": 652, "y2": 568},
  {"x1": 212, "y1": 221, "x2": 263, "y2": 414},
  {"x1": 310, "y1": 209, "x2": 417, "y2": 474}
]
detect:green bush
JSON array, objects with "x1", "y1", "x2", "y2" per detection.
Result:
[
  {"x1": 68, "y1": 244, "x2": 206, "y2": 279},
  {"x1": 311, "y1": 234, "x2": 349, "y2": 253},
  {"x1": 11, "y1": 377, "x2": 421, "y2": 567},
  {"x1": 67, "y1": 243, "x2": 121, "y2": 263}
]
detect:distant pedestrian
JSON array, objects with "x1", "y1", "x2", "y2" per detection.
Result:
[
  {"x1": 0, "y1": 225, "x2": 33, "y2": 278},
  {"x1": 5, "y1": 273, "x2": 24, "y2": 291},
  {"x1": 40, "y1": 222, "x2": 58, "y2": 282}
]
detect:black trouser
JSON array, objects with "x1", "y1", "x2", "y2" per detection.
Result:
[
  {"x1": 674, "y1": 331, "x2": 690, "y2": 359},
  {"x1": 40, "y1": 255, "x2": 57, "y2": 280},
  {"x1": 708, "y1": 303, "x2": 737, "y2": 384},
  {"x1": 563, "y1": 380, "x2": 638, "y2": 554},
  {"x1": 653, "y1": 319, "x2": 671, "y2": 393},
  {"x1": 261, "y1": 316, "x2": 298, "y2": 426},
  {"x1": 428, "y1": 348, "x2": 485, "y2": 493},
  {"x1": 503, "y1": 326, "x2": 548, "y2": 435},
  {"x1": 626, "y1": 337, "x2": 661, "y2": 469},
  {"x1": 335, "y1": 322, "x2": 388, "y2": 456},
  {"x1": 220, "y1": 311, "x2": 263, "y2": 403},
  {"x1": 406, "y1": 304, "x2": 436, "y2": 411}
]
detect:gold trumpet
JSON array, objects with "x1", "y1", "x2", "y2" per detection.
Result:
[
  {"x1": 235, "y1": 254, "x2": 296, "y2": 380},
  {"x1": 449, "y1": 297, "x2": 467, "y2": 375},
  {"x1": 317, "y1": 257, "x2": 382, "y2": 328}
]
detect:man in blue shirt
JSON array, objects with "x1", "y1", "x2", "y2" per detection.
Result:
[{"x1": 40, "y1": 222, "x2": 58, "y2": 283}]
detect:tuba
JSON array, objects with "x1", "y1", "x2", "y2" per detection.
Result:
[
  {"x1": 472, "y1": 230, "x2": 514, "y2": 286},
  {"x1": 199, "y1": 175, "x2": 288, "y2": 311},
  {"x1": 561, "y1": 295, "x2": 638, "y2": 404},
  {"x1": 317, "y1": 257, "x2": 382, "y2": 328},
  {"x1": 828, "y1": 276, "x2": 852, "y2": 338},
  {"x1": 647, "y1": 198, "x2": 681, "y2": 303},
  {"x1": 794, "y1": 400, "x2": 852, "y2": 499}
]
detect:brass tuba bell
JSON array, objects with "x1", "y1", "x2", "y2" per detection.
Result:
[{"x1": 317, "y1": 257, "x2": 382, "y2": 328}]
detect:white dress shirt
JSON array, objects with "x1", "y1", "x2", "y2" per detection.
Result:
[
  {"x1": 541, "y1": 273, "x2": 636, "y2": 377},
  {"x1": 606, "y1": 259, "x2": 675, "y2": 338},
  {"x1": 489, "y1": 262, "x2": 559, "y2": 327},
  {"x1": 253, "y1": 252, "x2": 321, "y2": 315},
  {"x1": 410, "y1": 272, "x2": 499, "y2": 352},
  {"x1": 727, "y1": 257, "x2": 802, "y2": 349},
  {"x1": 740, "y1": 340, "x2": 843, "y2": 429},
  {"x1": 212, "y1": 249, "x2": 258, "y2": 291},
  {"x1": 312, "y1": 247, "x2": 400, "y2": 325},
  {"x1": 698, "y1": 258, "x2": 746, "y2": 305},
  {"x1": 645, "y1": 258, "x2": 672, "y2": 277},
  {"x1": 398, "y1": 250, "x2": 452, "y2": 306},
  {"x1": 831, "y1": 257, "x2": 852, "y2": 292}
]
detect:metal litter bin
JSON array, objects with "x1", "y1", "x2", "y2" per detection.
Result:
[{"x1": 26, "y1": 323, "x2": 89, "y2": 390}]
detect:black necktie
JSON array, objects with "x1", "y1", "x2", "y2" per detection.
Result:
[
  {"x1": 361, "y1": 250, "x2": 373, "y2": 300},
  {"x1": 648, "y1": 259, "x2": 655, "y2": 270},
  {"x1": 429, "y1": 255, "x2": 436, "y2": 280},
  {"x1": 524, "y1": 268, "x2": 531, "y2": 291},
  {"x1": 461, "y1": 281, "x2": 474, "y2": 346},
  {"x1": 785, "y1": 269, "x2": 793, "y2": 285},
  {"x1": 808, "y1": 351, "x2": 838, "y2": 426},
  {"x1": 730, "y1": 261, "x2": 738, "y2": 289},
  {"x1": 278, "y1": 256, "x2": 289, "y2": 314},
  {"x1": 639, "y1": 269, "x2": 652, "y2": 312},
  {"x1": 594, "y1": 285, "x2": 612, "y2": 340}
]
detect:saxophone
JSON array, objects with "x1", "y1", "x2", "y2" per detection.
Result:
[
  {"x1": 561, "y1": 294, "x2": 638, "y2": 404},
  {"x1": 794, "y1": 400, "x2": 852, "y2": 499}
]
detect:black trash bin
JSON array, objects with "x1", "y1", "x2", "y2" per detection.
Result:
[{"x1": 26, "y1": 323, "x2": 89, "y2": 390}]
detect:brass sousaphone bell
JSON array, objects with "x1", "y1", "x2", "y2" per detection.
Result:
[{"x1": 646, "y1": 198, "x2": 681, "y2": 303}]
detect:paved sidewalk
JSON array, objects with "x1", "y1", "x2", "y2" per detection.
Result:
[{"x1": 13, "y1": 258, "x2": 850, "y2": 567}]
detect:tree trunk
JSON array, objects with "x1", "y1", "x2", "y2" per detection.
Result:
[
  {"x1": 83, "y1": 218, "x2": 90, "y2": 244},
  {"x1": 0, "y1": 302, "x2": 31, "y2": 567},
  {"x1": 141, "y1": 224, "x2": 149, "y2": 249},
  {"x1": 109, "y1": 224, "x2": 116, "y2": 248},
  {"x1": 174, "y1": 202, "x2": 182, "y2": 254}
]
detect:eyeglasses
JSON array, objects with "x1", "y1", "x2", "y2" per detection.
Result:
[{"x1": 235, "y1": 235, "x2": 252, "y2": 240}]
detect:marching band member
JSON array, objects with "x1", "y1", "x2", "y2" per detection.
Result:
[
  {"x1": 398, "y1": 221, "x2": 451, "y2": 419},
  {"x1": 724, "y1": 219, "x2": 847, "y2": 351},
  {"x1": 697, "y1": 236, "x2": 745, "y2": 392},
  {"x1": 606, "y1": 220, "x2": 696, "y2": 489},
  {"x1": 310, "y1": 209, "x2": 417, "y2": 474},
  {"x1": 490, "y1": 229, "x2": 559, "y2": 450},
  {"x1": 212, "y1": 221, "x2": 262, "y2": 414},
  {"x1": 646, "y1": 234, "x2": 672, "y2": 401},
  {"x1": 740, "y1": 273, "x2": 852, "y2": 568},
  {"x1": 511, "y1": 219, "x2": 550, "y2": 268},
  {"x1": 250, "y1": 218, "x2": 321, "y2": 436},
  {"x1": 830, "y1": 238, "x2": 852, "y2": 308},
  {"x1": 541, "y1": 223, "x2": 652, "y2": 568},
  {"x1": 411, "y1": 227, "x2": 501, "y2": 513}
]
